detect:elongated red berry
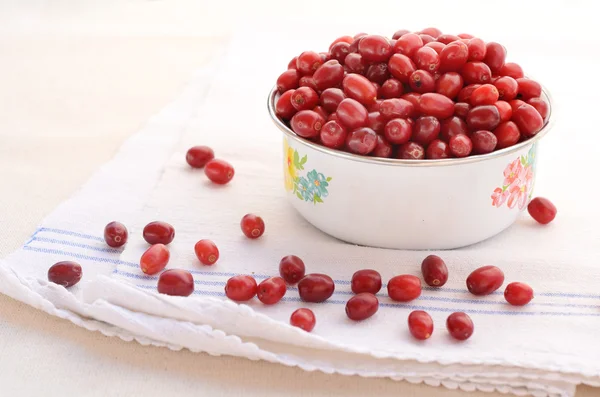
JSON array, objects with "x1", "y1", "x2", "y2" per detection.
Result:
[
  {"x1": 186, "y1": 146, "x2": 215, "y2": 168},
  {"x1": 104, "y1": 221, "x2": 128, "y2": 248},
  {"x1": 257, "y1": 276, "x2": 287, "y2": 304},
  {"x1": 140, "y1": 244, "x2": 170, "y2": 275},
  {"x1": 421, "y1": 255, "x2": 448, "y2": 287},
  {"x1": 408, "y1": 310, "x2": 434, "y2": 340},
  {"x1": 240, "y1": 214, "x2": 265, "y2": 239},
  {"x1": 527, "y1": 197, "x2": 557, "y2": 224},
  {"x1": 48, "y1": 261, "x2": 82, "y2": 287},
  {"x1": 446, "y1": 312, "x2": 474, "y2": 340},
  {"x1": 504, "y1": 282, "x2": 534, "y2": 306},
  {"x1": 225, "y1": 275, "x2": 258, "y2": 302},
  {"x1": 345, "y1": 293, "x2": 379, "y2": 321},
  {"x1": 290, "y1": 308, "x2": 316, "y2": 332},
  {"x1": 143, "y1": 221, "x2": 175, "y2": 245},
  {"x1": 351, "y1": 269, "x2": 382, "y2": 294},
  {"x1": 387, "y1": 275, "x2": 421, "y2": 302},
  {"x1": 158, "y1": 269, "x2": 194, "y2": 297},
  {"x1": 194, "y1": 239, "x2": 219, "y2": 265},
  {"x1": 466, "y1": 265, "x2": 504, "y2": 296}
]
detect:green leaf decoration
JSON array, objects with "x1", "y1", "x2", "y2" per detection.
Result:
[
  {"x1": 296, "y1": 192, "x2": 303, "y2": 200},
  {"x1": 300, "y1": 155, "x2": 307, "y2": 165},
  {"x1": 293, "y1": 151, "x2": 300, "y2": 168},
  {"x1": 520, "y1": 155, "x2": 527, "y2": 165},
  {"x1": 326, "y1": 177, "x2": 332, "y2": 182},
  {"x1": 314, "y1": 195, "x2": 323, "y2": 203}
]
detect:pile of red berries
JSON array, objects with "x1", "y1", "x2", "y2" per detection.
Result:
[{"x1": 275, "y1": 28, "x2": 549, "y2": 159}]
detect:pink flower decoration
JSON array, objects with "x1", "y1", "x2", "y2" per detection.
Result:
[
  {"x1": 506, "y1": 165, "x2": 534, "y2": 210},
  {"x1": 503, "y1": 158, "x2": 523, "y2": 187},
  {"x1": 491, "y1": 187, "x2": 509, "y2": 207}
]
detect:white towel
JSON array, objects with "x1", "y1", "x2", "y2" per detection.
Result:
[{"x1": 1, "y1": 28, "x2": 599, "y2": 397}]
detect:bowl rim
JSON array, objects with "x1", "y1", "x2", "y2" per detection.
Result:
[{"x1": 267, "y1": 85, "x2": 554, "y2": 167}]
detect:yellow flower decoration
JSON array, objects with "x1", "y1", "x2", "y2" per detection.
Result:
[{"x1": 283, "y1": 140, "x2": 297, "y2": 191}]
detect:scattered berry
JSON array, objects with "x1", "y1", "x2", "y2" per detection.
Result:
[
  {"x1": 527, "y1": 197, "x2": 557, "y2": 224},
  {"x1": 351, "y1": 269, "x2": 382, "y2": 294},
  {"x1": 257, "y1": 276, "x2": 287, "y2": 304},
  {"x1": 408, "y1": 310, "x2": 434, "y2": 340},
  {"x1": 104, "y1": 221, "x2": 128, "y2": 248},
  {"x1": 140, "y1": 244, "x2": 170, "y2": 275},
  {"x1": 421, "y1": 255, "x2": 448, "y2": 287},
  {"x1": 387, "y1": 275, "x2": 422, "y2": 302},
  {"x1": 240, "y1": 214, "x2": 265, "y2": 239},
  {"x1": 446, "y1": 312, "x2": 474, "y2": 340},
  {"x1": 158, "y1": 269, "x2": 194, "y2": 297},
  {"x1": 225, "y1": 275, "x2": 258, "y2": 302},
  {"x1": 186, "y1": 146, "x2": 215, "y2": 168},
  {"x1": 48, "y1": 261, "x2": 82, "y2": 288},
  {"x1": 466, "y1": 265, "x2": 504, "y2": 296},
  {"x1": 290, "y1": 308, "x2": 316, "y2": 332},
  {"x1": 345, "y1": 293, "x2": 379, "y2": 321},
  {"x1": 143, "y1": 221, "x2": 175, "y2": 245},
  {"x1": 298, "y1": 273, "x2": 335, "y2": 303}
]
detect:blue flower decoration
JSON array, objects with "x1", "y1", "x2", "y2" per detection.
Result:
[
  {"x1": 306, "y1": 169, "x2": 329, "y2": 198},
  {"x1": 297, "y1": 176, "x2": 315, "y2": 202}
]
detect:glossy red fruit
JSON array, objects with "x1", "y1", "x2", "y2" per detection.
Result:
[
  {"x1": 256, "y1": 276, "x2": 287, "y2": 305},
  {"x1": 380, "y1": 98, "x2": 415, "y2": 120},
  {"x1": 140, "y1": 244, "x2": 170, "y2": 275},
  {"x1": 384, "y1": 118, "x2": 412, "y2": 145},
  {"x1": 499, "y1": 62, "x2": 524, "y2": 79},
  {"x1": 368, "y1": 99, "x2": 383, "y2": 113},
  {"x1": 483, "y1": 42, "x2": 506, "y2": 73},
  {"x1": 512, "y1": 104, "x2": 544, "y2": 137},
  {"x1": 426, "y1": 139, "x2": 450, "y2": 159},
  {"x1": 225, "y1": 275, "x2": 258, "y2": 302},
  {"x1": 291, "y1": 86, "x2": 319, "y2": 111},
  {"x1": 290, "y1": 110, "x2": 325, "y2": 138},
  {"x1": 436, "y1": 72, "x2": 463, "y2": 99},
  {"x1": 409, "y1": 70, "x2": 436, "y2": 94},
  {"x1": 313, "y1": 60, "x2": 344, "y2": 90},
  {"x1": 441, "y1": 116, "x2": 468, "y2": 141},
  {"x1": 493, "y1": 76, "x2": 518, "y2": 101},
  {"x1": 240, "y1": 214, "x2": 265, "y2": 239},
  {"x1": 408, "y1": 310, "x2": 434, "y2": 340},
  {"x1": 276, "y1": 69, "x2": 300, "y2": 94},
  {"x1": 419, "y1": 93, "x2": 454, "y2": 119},
  {"x1": 186, "y1": 146, "x2": 215, "y2": 169},
  {"x1": 467, "y1": 38, "x2": 486, "y2": 61},
  {"x1": 467, "y1": 105, "x2": 501, "y2": 131},
  {"x1": 104, "y1": 221, "x2": 128, "y2": 248},
  {"x1": 516, "y1": 78, "x2": 542, "y2": 100},
  {"x1": 493, "y1": 121, "x2": 520, "y2": 149},
  {"x1": 48, "y1": 261, "x2": 82, "y2": 287},
  {"x1": 346, "y1": 293, "x2": 379, "y2": 321},
  {"x1": 457, "y1": 84, "x2": 481, "y2": 103},
  {"x1": 425, "y1": 41, "x2": 445, "y2": 54},
  {"x1": 392, "y1": 29, "x2": 410, "y2": 39},
  {"x1": 439, "y1": 41, "x2": 469, "y2": 72},
  {"x1": 351, "y1": 269, "x2": 382, "y2": 294},
  {"x1": 372, "y1": 135, "x2": 393, "y2": 158},
  {"x1": 393, "y1": 33, "x2": 423, "y2": 57},
  {"x1": 470, "y1": 84, "x2": 499, "y2": 106},
  {"x1": 462, "y1": 62, "x2": 492, "y2": 84},
  {"x1": 420, "y1": 27, "x2": 442, "y2": 38},
  {"x1": 312, "y1": 106, "x2": 328, "y2": 121},
  {"x1": 346, "y1": 127, "x2": 378, "y2": 155},
  {"x1": 337, "y1": 98, "x2": 369, "y2": 130},
  {"x1": 157, "y1": 269, "x2": 194, "y2": 297},
  {"x1": 379, "y1": 78, "x2": 403, "y2": 99},
  {"x1": 454, "y1": 102, "x2": 471, "y2": 118},
  {"x1": 296, "y1": 51, "x2": 323, "y2": 75},
  {"x1": 388, "y1": 54, "x2": 416, "y2": 83},
  {"x1": 275, "y1": 89, "x2": 297, "y2": 120},
  {"x1": 413, "y1": 116, "x2": 441, "y2": 147},
  {"x1": 359, "y1": 35, "x2": 392, "y2": 62},
  {"x1": 494, "y1": 100, "x2": 513, "y2": 122},
  {"x1": 298, "y1": 76, "x2": 318, "y2": 91},
  {"x1": 467, "y1": 265, "x2": 504, "y2": 295},
  {"x1": 437, "y1": 34, "x2": 460, "y2": 45},
  {"x1": 398, "y1": 142, "x2": 425, "y2": 160},
  {"x1": 298, "y1": 273, "x2": 335, "y2": 303},
  {"x1": 277, "y1": 255, "x2": 307, "y2": 285},
  {"x1": 287, "y1": 56, "x2": 298, "y2": 70},
  {"x1": 143, "y1": 221, "x2": 175, "y2": 245},
  {"x1": 402, "y1": 93, "x2": 421, "y2": 113},
  {"x1": 367, "y1": 112, "x2": 386, "y2": 134},
  {"x1": 421, "y1": 255, "x2": 449, "y2": 287},
  {"x1": 458, "y1": 33, "x2": 474, "y2": 39},
  {"x1": 320, "y1": 88, "x2": 346, "y2": 113},
  {"x1": 388, "y1": 275, "x2": 421, "y2": 302},
  {"x1": 343, "y1": 74, "x2": 377, "y2": 105},
  {"x1": 194, "y1": 239, "x2": 219, "y2": 265},
  {"x1": 205, "y1": 159, "x2": 235, "y2": 185},
  {"x1": 329, "y1": 42, "x2": 351, "y2": 63},
  {"x1": 527, "y1": 97, "x2": 549, "y2": 120},
  {"x1": 419, "y1": 33, "x2": 435, "y2": 44},
  {"x1": 504, "y1": 282, "x2": 534, "y2": 306},
  {"x1": 344, "y1": 53, "x2": 367, "y2": 74},
  {"x1": 414, "y1": 46, "x2": 440, "y2": 72},
  {"x1": 471, "y1": 130, "x2": 498, "y2": 154},
  {"x1": 329, "y1": 36, "x2": 354, "y2": 50},
  {"x1": 290, "y1": 308, "x2": 316, "y2": 332},
  {"x1": 528, "y1": 197, "x2": 557, "y2": 224},
  {"x1": 446, "y1": 312, "x2": 474, "y2": 340},
  {"x1": 365, "y1": 62, "x2": 390, "y2": 85},
  {"x1": 320, "y1": 120, "x2": 347, "y2": 149},
  {"x1": 449, "y1": 134, "x2": 473, "y2": 158}
]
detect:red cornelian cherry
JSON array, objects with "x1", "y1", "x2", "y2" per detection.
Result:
[
  {"x1": 290, "y1": 308, "x2": 316, "y2": 332},
  {"x1": 471, "y1": 130, "x2": 498, "y2": 154},
  {"x1": 194, "y1": 239, "x2": 219, "y2": 265},
  {"x1": 409, "y1": 70, "x2": 436, "y2": 94},
  {"x1": 140, "y1": 244, "x2": 170, "y2": 275},
  {"x1": 291, "y1": 87, "x2": 319, "y2": 111},
  {"x1": 320, "y1": 120, "x2": 347, "y2": 149},
  {"x1": 483, "y1": 42, "x2": 506, "y2": 73},
  {"x1": 48, "y1": 261, "x2": 82, "y2": 287},
  {"x1": 470, "y1": 84, "x2": 499, "y2": 106},
  {"x1": 393, "y1": 33, "x2": 423, "y2": 57},
  {"x1": 320, "y1": 88, "x2": 346, "y2": 113},
  {"x1": 275, "y1": 89, "x2": 297, "y2": 120},
  {"x1": 240, "y1": 213, "x2": 265, "y2": 239},
  {"x1": 413, "y1": 116, "x2": 441, "y2": 147},
  {"x1": 426, "y1": 139, "x2": 450, "y2": 159},
  {"x1": 313, "y1": 60, "x2": 344, "y2": 90},
  {"x1": 343, "y1": 74, "x2": 377, "y2": 105},
  {"x1": 462, "y1": 62, "x2": 492, "y2": 84},
  {"x1": 467, "y1": 265, "x2": 504, "y2": 296},
  {"x1": 186, "y1": 146, "x2": 215, "y2": 169},
  {"x1": 365, "y1": 62, "x2": 390, "y2": 85},
  {"x1": 504, "y1": 282, "x2": 534, "y2": 306},
  {"x1": 346, "y1": 293, "x2": 379, "y2": 321},
  {"x1": 104, "y1": 221, "x2": 128, "y2": 248},
  {"x1": 437, "y1": 34, "x2": 460, "y2": 45},
  {"x1": 528, "y1": 197, "x2": 557, "y2": 224},
  {"x1": 392, "y1": 29, "x2": 410, "y2": 39},
  {"x1": 516, "y1": 78, "x2": 542, "y2": 100},
  {"x1": 408, "y1": 310, "x2": 434, "y2": 340},
  {"x1": 298, "y1": 76, "x2": 318, "y2": 91},
  {"x1": 449, "y1": 134, "x2": 473, "y2": 158},
  {"x1": 351, "y1": 269, "x2": 382, "y2": 294},
  {"x1": 446, "y1": 312, "x2": 474, "y2": 341},
  {"x1": 414, "y1": 46, "x2": 440, "y2": 72},
  {"x1": 379, "y1": 78, "x2": 403, "y2": 99},
  {"x1": 257, "y1": 276, "x2": 287, "y2": 305},
  {"x1": 312, "y1": 106, "x2": 328, "y2": 121},
  {"x1": 380, "y1": 98, "x2": 415, "y2": 120},
  {"x1": 373, "y1": 135, "x2": 393, "y2": 158},
  {"x1": 157, "y1": 269, "x2": 194, "y2": 297},
  {"x1": 458, "y1": 33, "x2": 474, "y2": 39},
  {"x1": 420, "y1": 27, "x2": 442, "y2": 38},
  {"x1": 384, "y1": 118, "x2": 413, "y2": 145},
  {"x1": 425, "y1": 41, "x2": 445, "y2": 54},
  {"x1": 337, "y1": 98, "x2": 368, "y2": 130},
  {"x1": 457, "y1": 84, "x2": 481, "y2": 103},
  {"x1": 358, "y1": 35, "x2": 392, "y2": 62},
  {"x1": 291, "y1": 110, "x2": 325, "y2": 138},
  {"x1": 287, "y1": 56, "x2": 297, "y2": 70},
  {"x1": 279, "y1": 255, "x2": 306, "y2": 284},
  {"x1": 419, "y1": 93, "x2": 454, "y2": 119},
  {"x1": 512, "y1": 103, "x2": 544, "y2": 137},
  {"x1": 329, "y1": 42, "x2": 351, "y2": 63},
  {"x1": 344, "y1": 53, "x2": 367, "y2": 74},
  {"x1": 329, "y1": 36, "x2": 354, "y2": 50},
  {"x1": 368, "y1": 98, "x2": 383, "y2": 113},
  {"x1": 398, "y1": 142, "x2": 425, "y2": 160},
  {"x1": 494, "y1": 100, "x2": 513, "y2": 122},
  {"x1": 298, "y1": 273, "x2": 335, "y2": 303},
  {"x1": 467, "y1": 38, "x2": 486, "y2": 61},
  {"x1": 493, "y1": 76, "x2": 518, "y2": 101},
  {"x1": 441, "y1": 116, "x2": 468, "y2": 141},
  {"x1": 346, "y1": 127, "x2": 378, "y2": 155},
  {"x1": 367, "y1": 111, "x2": 386, "y2": 133},
  {"x1": 418, "y1": 34, "x2": 435, "y2": 44},
  {"x1": 388, "y1": 54, "x2": 416, "y2": 83},
  {"x1": 499, "y1": 62, "x2": 524, "y2": 79},
  {"x1": 454, "y1": 102, "x2": 471, "y2": 118},
  {"x1": 204, "y1": 159, "x2": 235, "y2": 185},
  {"x1": 276, "y1": 69, "x2": 300, "y2": 94},
  {"x1": 527, "y1": 97, "x2": 549, "y2": 120},
  {"x1": 509, "y1": 99, "x2": 526, "y2": 113},
  {"x1": 225, "y1": 275, "x2": 258, "y2": 302},
  {"x1": 467, "y1": 105, "x2": 501, "y2": 131},
  {"x1": 439, "y1": 41, "x2": 469, "y2": 72},
  {"x1": 493, "y1": 121, "x2": 520, "y2": 149},
  {"x1": 296, "y1": 51, "x2": 323, "y2": 75},
  {"x1": 436, "y1": 72, "x2": 464, "y2": 99},
  {"x1": 421, "y1": 255, "x2": 449, "y2": 287},
  {"x1": 143, "y1": 221, "x2": 175, "y2": 245},
  {"x1": 388, "y1": 275, "x2": 422, "y2": 302}
]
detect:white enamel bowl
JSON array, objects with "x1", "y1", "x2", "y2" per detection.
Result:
[{"x1": 268, "y1": 88, "x2": 553, "y2": 250}]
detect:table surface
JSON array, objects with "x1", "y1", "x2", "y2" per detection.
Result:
[{"x1": 0, "y1": 1, "x2": 596, "y2": 396}]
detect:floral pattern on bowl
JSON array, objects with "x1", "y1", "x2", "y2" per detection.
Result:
[
  {"x1": 491, "y1": 144, "x2": 537, "y2": 210},
  {"x1": 284, "y1": 139, "x2": 332, "y2": 204}
]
